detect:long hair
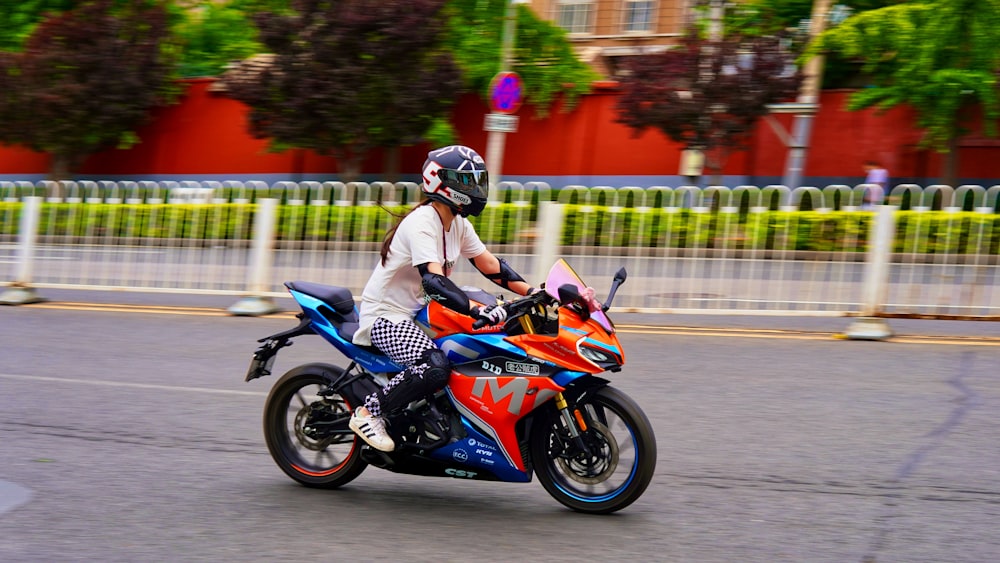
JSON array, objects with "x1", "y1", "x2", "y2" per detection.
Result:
[{"x1": 379, "y1": 198, "x2": 433, "y2": 265}]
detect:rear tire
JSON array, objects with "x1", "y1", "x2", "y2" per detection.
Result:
[
  {"x1": 262, "y1": 364, "x2": 367, "y2": 488},
  {"x1": 531, "y1": 386, "x2": 656, "y2": 514}
]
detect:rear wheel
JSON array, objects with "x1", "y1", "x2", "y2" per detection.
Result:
[
  {"x1": 262, "y1": 365, "x2": 367, "y2": 488},
  {"x1": 531, "y1": 386, "x2": 656, "y2": 514}
]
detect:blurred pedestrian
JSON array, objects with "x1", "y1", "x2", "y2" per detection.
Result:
[{"x1": 861, "y1": 160, "x2": 888, "y2": 210}]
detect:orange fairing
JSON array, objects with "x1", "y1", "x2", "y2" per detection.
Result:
[
  {"x1": 448, "y1": 372, "x2": 564, "y2": 472},
  {"x1": 506, "y1": 308, "x2": 625, "y2": 374},
  {"x1": 421, "y1": 300, "x2": 503, "y2": 339}
]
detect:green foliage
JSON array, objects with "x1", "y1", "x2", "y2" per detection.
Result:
[
  {"x1": 896, "y1": 211, "x2": 1000, "y2": 254},
  {"x1": 559, "y1": 206, "x2": 1000, "y2": 253},
  {"x1": 0, "y1": 1, "x2": 78, "y2": 52},
  {"x1": 717, "y1": 0, "x2": 905, "y2": 88},
  {"x1": 2, "y1": 201, "x2": 997, "y2": 254},
  {"x1": 716, "y1": 0, "x2": 814, "y2": 37},
  {"x1": 0, "y1": 202, "x2": 530, "y2": 244},
  {"x1": 174, "y1": 1, "x2": 265, "y2": 77},
  {"x1": 811, "y1": 0, "x2": 1000, "y2": 155},
  {"x1": 723, "y1": 0, "x2": 906, "y2": 34},
  {"x1": 443, "y1": 0, "x2": 598, "y2": 115}
]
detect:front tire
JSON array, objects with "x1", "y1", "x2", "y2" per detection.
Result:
[
  {"x1": 531, "y1": 386, "x2": 656, "y2": 514},
  {"x1": 263, "y1": 364, "x2": 367, "y2": 488}
]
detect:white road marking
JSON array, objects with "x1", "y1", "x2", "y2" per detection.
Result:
[{"x1": 0, "y1": 372, "x2": 267, "y2": 397}]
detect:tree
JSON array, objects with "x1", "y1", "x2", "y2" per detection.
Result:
[
  {"x1": 221, "y1": 0, "x2": 462, "y2": 180},
  {"x1": 174, "y1": 0, "x2": 266, "y2": 78},
  {"x1": 0, "y1": 1, "x2": 77, "y2": 52},
  {"x1": 615, "y1": 30, "x2": 802, "y2": 178},
  {"x1": 0, "y1": 0, "x2": 179, "y2": 183},
  {"x1": 725, "y1": 0, "x2": 907, "y2": 33},
  {"x1": 443, "y1": 0, "x2": 598, "y2": 115},
  {"x1": 721, "y1": 0, "x2": 905, "y2": 88},
  {"x1": 811, "y1": 0, "x2": 1000, "y2": 186}
]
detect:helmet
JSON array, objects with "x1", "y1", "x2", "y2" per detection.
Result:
[{"x1": 421, "y1": 145, "x2": 489, "y2": 217}]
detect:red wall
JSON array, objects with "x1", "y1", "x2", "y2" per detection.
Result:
[{"x1": 1, "y1": 78, "x2": 995, "y2": 185}]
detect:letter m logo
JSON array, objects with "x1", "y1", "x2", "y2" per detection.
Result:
[{"x1": 471, "y1": 377, "x2": 530, "y2": 415}]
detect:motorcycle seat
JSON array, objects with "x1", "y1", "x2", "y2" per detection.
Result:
[{"x1": 285, "y1": 281, "x2": 356, "y2": 316}]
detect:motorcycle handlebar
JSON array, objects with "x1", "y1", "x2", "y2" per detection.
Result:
[
  {"x1": 470, "y1": 290, "x2": 548, "y2": 330},
  {"x1": 471, "y1": 302, "x2": 509, "y2": 330}
]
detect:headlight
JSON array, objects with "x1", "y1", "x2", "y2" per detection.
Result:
[
  {"x1": 579, "y1": 346, "x2": 611, "y2": 364},
  {"x1": 579, "y1": 345, "x2": 621, "y2": 370}
]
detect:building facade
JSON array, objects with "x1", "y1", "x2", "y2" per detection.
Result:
[{"x1": 524, "y1": 0, "x2": 693, "y2": 76}]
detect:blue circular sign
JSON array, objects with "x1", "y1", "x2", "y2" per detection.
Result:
[{"x1": 489, "y1": 72, "x2": 523, "y2": 114}]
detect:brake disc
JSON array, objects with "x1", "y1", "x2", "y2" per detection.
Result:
[
  {"x1": 556, "y1": 420, "x2": 619, "y2": 485},
  {"x1": 294, "y1": 400, "x2": 346, "y2": 451}
]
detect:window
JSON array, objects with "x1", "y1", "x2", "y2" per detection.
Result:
[
  {"x1": 557, "y1": 0, "x2": 595, "y2": 34},
  {"x1": 623, "y1": 0, "x2": 655, "y2": 33}
]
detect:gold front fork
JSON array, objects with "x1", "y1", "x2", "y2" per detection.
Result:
[
  {"x1": 554, "y1": 392, "x2": 588, "y2": 437},
  {"x1": 516, "y1": 302, "x2": 547, "y2": 335}
]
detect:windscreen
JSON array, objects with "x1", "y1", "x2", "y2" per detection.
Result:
[{"x1": 544, "y1": 259, "x2": 613, "y2": 332}]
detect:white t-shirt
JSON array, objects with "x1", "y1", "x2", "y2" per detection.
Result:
[{"x1": 353, "y1": 204, "x2": 487, "y2": 346}]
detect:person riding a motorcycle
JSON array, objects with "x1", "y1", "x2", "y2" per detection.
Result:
[{"x1": 348, "y1": 145, "x2": 534, "y2": 452}]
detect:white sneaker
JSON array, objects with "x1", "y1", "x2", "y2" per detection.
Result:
[{"x1": 349, "y1": 407, "x2": 395, "y2": 452}]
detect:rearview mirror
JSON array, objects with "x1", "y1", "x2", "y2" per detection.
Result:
[
  {"x1": 557, "y1": 283, "x2": 581, "y2": 305},
  {"x1": 557, "y1": 283, "x2": 590, "y2": 321},
  {"x1": 603, "y1": 267, "x2": 628, "y2": 312}
]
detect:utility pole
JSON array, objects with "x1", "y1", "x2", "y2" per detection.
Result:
[
  {"x1": 708, "y1": 0, "x2": 724, "y2": 41},
  {"x1": 782, "y1": 0, "x2": 833, "y2": 189}
]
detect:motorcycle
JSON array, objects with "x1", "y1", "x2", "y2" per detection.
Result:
[{"x1": 245, "y1": 259, "x2": 656, "y2": 514}]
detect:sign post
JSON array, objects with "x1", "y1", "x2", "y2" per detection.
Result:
[{"x1": 484, "y1": 71, "x2": 523, "y2": 198}]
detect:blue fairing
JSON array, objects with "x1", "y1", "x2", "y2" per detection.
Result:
[
  {"x1": 427, "y1": 420, "x2": 531, "y2": 482},
  {"x1": 553, "y1": 370, "x2": 590, "y2": 387},
  {"x1": 414, "y1": 306, "x2": 431, "y2": 327},
  {"x1": 433, "y1": 333, "x2": 525, "y2": 364},
  {"x1": 289, "y1": 290, "x2": 403, "y2": 373},
  {"x1": 582, "y1": 336, "x2": 622, "y2": 357}
]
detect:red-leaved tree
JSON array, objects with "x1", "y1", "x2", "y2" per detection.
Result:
[
  {"x1": 0, "y1": 0, "x2": 177, "y2": 183},
  {"x1": 616, "y1": 30, "x2": 802, "y2": 179},
  {"x1": 221, "y1": 0, "x2": 462, "y2": 180}
]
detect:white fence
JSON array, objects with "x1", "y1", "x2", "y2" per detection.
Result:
[{"x1": 2, "y1": 180, "x2": 999, "y2": 323}]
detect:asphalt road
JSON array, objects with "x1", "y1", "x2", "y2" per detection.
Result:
[{"x1": 1, "y1": 298, "x2": 999, "y2": 562}]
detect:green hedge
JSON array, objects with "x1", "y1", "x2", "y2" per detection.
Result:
[
  {"x1": 561, "y1": 207, "x2": 1000, "y2": 253},
  {"x1": 1, "y1": 202, "x2": 998, "y2": 253},
  {"x1": 0, "y1": 202, "x2": 533, "y2": 245},
  {"x1": 562, "y1": 207, "x2": 875, "y2": 251}
]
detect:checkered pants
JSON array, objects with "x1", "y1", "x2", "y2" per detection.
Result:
[{"x1": 364, "y1": 317, "x2": 437, "y2": 417}]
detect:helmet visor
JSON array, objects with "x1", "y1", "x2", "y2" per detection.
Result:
[{"x1": 439, "y1": 168, "x2": 489, "y2": 191}]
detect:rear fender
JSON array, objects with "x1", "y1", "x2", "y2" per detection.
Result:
[{"x1": 246, "y1": 315, "x2": 315, "y2": 382}]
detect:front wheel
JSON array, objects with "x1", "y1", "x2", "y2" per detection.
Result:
[
  {"x1": 262, "y1": 364, "x2": 367, "y2": 488},
  {"x1": 530, "y1": 386, "x2": 656, "y2": 514}
]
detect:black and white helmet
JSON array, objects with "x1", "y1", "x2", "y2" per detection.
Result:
[{"x1": 421, "y1": 145, "x2": 489, "y2": 217}]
